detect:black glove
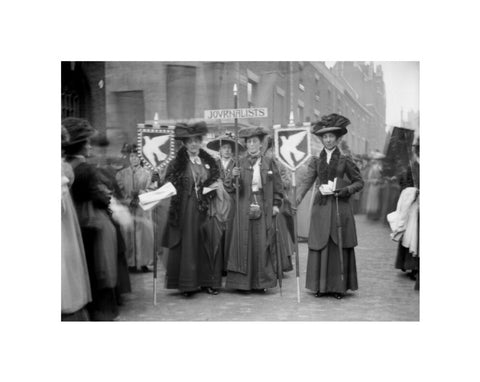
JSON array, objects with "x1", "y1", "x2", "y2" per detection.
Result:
[
  {"x1": 130, "y1": 197, "x2": 139, "y2": 209},
  {"x1": 130, "y1": 191, "x2": 140, "y2": 208},
  {"x1": 151, "y1": 172, "x2": 160, "y2": 183},
  {"x1": 336, "y1": 188, "x2": 350, "y2": 199}
]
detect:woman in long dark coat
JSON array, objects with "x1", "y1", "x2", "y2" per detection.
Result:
[
  {"x1": 162, "y1": 122, "x2": 221, "y2": 297},
  {"x1": 225, "y1": 126, "x2": 283, "y2": 292},
  {"x1": 296, "y1": 114, "x2": 364, "y2": 299},
  {"x1": 206, "y1": 133, "x2": 245, "y2": 275}
]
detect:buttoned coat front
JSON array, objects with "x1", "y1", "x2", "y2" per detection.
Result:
[
  {"x1": 296, "y1": 148, "x2": 364, "y2": 251},
  {"x1": 226, "y1": 154, "x2": 283, "y2": 276}
]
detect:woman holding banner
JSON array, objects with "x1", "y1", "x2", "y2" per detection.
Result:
[
  {"x1": 296, "y1": 114, "x2": 364, "y2": 299},
  {"x1": 225, "y1": 126, "x2": 283, "y2": 293}
]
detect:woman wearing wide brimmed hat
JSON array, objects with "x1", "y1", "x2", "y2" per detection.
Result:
[
  {"x1": 115, "y1": 144, "x2": 155, "y2": 273},
  {"x1": 296, "y1": 114, "x2": 364, "y2": 299},
  {"x1": 206, "y1": 132, "x2": 245, "y2": 274},
  {"x1": 162, "y1": 121, "x2": 221, "y2": 296},
  {"x1": 63, "y1": 117, "x2": 120, "y2": 320},
  {"x1": 225, "y1": 126, "x2": 283, "y2": 292}
]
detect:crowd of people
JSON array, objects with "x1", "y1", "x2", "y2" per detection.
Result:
[
  {"x1": 350, "y1": 142, "x2": 420, "y2": 289},
  {"x1": 61, "y1": 112, "x2": 418, "y2": 321}
]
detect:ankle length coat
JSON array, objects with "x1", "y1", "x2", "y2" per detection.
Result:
[
  {"x1": 226, "y1": 154, "x2": 283, "y2": 280},
  {"x1": 162, "y1": 147, "x2": 220, "y2": 291}
]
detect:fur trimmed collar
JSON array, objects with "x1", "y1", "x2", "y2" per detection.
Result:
[{"x1": 166, "y1": 146, "x2": 219, "y2": 226}]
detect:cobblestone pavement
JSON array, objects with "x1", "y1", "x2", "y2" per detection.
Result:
[{"x1": 117, "y1": 214, "x2": 419, "y2": 321}]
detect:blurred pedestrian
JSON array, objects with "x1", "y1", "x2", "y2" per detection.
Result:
[
  {"x1": 365, "y1": 151, "x2": 385, "y2": 220},
  {"x1": 393, "y1": 137, "x2": 420, "y2": 286},
  {"x1": 116, "y1": 144, "x2": 155, "y2": 273},
  {"x1": 63, "y1": 117, "x2": 120, "y2": 320},
  {"x1": 96, "y1": 167, "x2": 132, "y2": 300},
  {"x1": 162, "y1": 122, "x2": 221, "y2": 296},
  {"x1": 61, "y1": 126, "x2": 92, "y2": 321},
  {"x1": 296, "y1": 114, "x2": 364, "y2": 299},
  {"x1": 225, "y1": 126, "x2": 283, "y2": 293}
]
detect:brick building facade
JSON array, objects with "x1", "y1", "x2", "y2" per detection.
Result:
[
  {"x1": 61, "y1": 61, "x2": 386, "y2": 156},
  {"x1": 61, "y1": 61, "x2": 106, "y2": 132}
]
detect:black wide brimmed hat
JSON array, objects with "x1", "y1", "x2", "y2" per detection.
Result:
[
  {"x1": 312, "y1": 113, "x2": 350, "y2": 137},
  {"x1": 121, "y1": 143, "x2": 138, "y2": 154},
  {"x1": 62, "y1": 117, "x2": 96, "y2": 147},
  {"x1": 238, "y1": 126, "x2": 269, "y2": 140},
  {"x1": 206, "y1": 132, "x2": 245, "y2": 152},
  {"x1": 174, "y1": 121, "x2": 208, "y2": 140}
]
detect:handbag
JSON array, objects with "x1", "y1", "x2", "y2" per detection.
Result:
[{"x1": 248, "y1": 194, "x2": 262, "y2": 220}]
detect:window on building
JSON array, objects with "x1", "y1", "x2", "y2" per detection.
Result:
[
  {"x1": 167, "y1": 65, "x2": 196, "y2": 119},
  {"x1": 61, "y1": 91, "x2": 80, "y2": 118},
  {"x1": 298, "y1": 62, "x2": 305, "y2": 92},
  {"x1": 327, "y1": 88, "x2": 332, "y2": 111},
  {"x1": 114, "y1": 90, "x2": 145, "y2": 144},
  {"x1": 247, "y1": 80, "x2": 257, "y2": 108},
  {"x1": 274, "y1": 87, "x2": 285, "y2": 125},
  {"x1": 298, "y1": 104, "x2": 304, "y2": 122}
]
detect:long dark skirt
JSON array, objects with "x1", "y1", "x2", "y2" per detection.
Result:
[
  {"x1": 87, "y1": 288, "x2": 119, "y2": 321},
  {"x1": 198, "y1": 242, "x2": 223, "y2": 288},
  {"x1": 306, "y1": 239, "x2": 358, "y2": 294},
  {"x1": 221, "y1": 195, "x2": 236, "y2": 274},
  {"x1": 112, "y1": 220, "x2": 131, "y2": 294},
  {"x1": 226, "y1": 202, "x2": 277, "y2": 291},
  {"x1": 395, "y1": 244, "x2": 419, "y2": 271},
  {"x1": 165, "y1": 195, "x2": 222, "y2": 292}
]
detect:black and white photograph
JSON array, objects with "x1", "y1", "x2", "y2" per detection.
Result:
[
  {"x1": 4, "y1": 1, "x2": 480, "y2": 381},
  {"x1": 60, "y1": 61, "x2": 420, "y2": 321}
]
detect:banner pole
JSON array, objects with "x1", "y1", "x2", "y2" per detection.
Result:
[
  {"x1": 292, "y1": 171, "x2": 301, "y2": 303},
  {"x1": 233, "y1": 84, "x2": 240, "y2": 269}
]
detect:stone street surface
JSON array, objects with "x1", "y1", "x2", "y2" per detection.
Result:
[{"x1": 117, "y1": 214, "x2": 419, "y2": 321}]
